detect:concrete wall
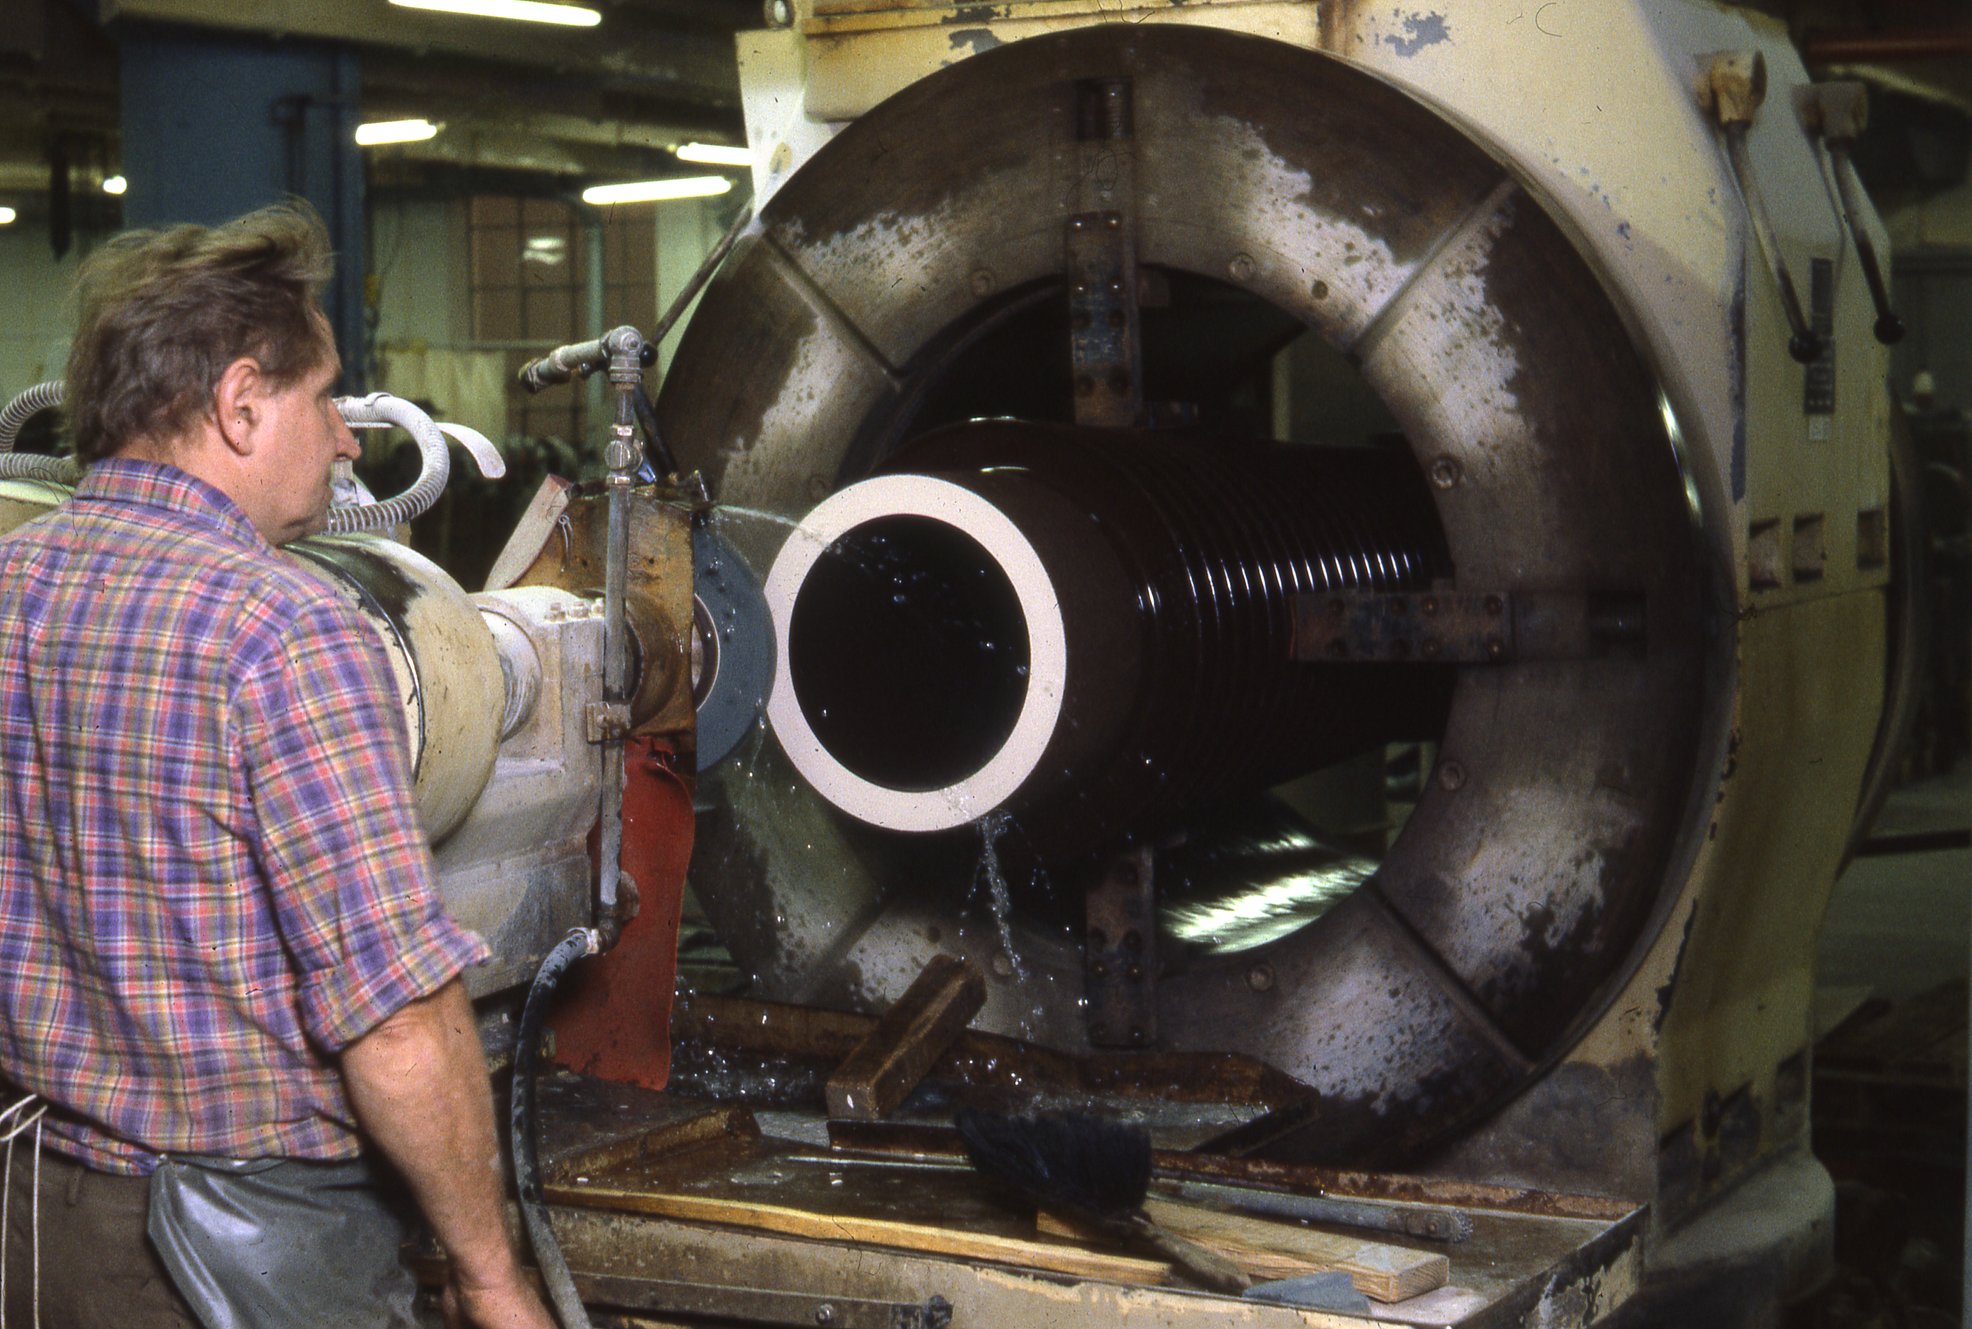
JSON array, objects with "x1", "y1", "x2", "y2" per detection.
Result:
[
  {"x1": 0, "y1": 226, "x2": 84, "y2": 407},
  {"x1": 370, "y1": 196, "x2": 471, "y2": 351},
  {"x1": 654, "y1": 194, "x2": 729, "y2": 379}
]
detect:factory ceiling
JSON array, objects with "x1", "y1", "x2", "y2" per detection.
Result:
[
  {"x1": 0, "y1": 0, "x2": 755, "y2": 212},
  {"x1": 0, "y1": 0, "x2": 1963, "y2": 220}
]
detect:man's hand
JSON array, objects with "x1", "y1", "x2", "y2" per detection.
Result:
[
  {"x1": 341, "y1": 979, "x2": 556, "y2": 1329},
  {"x1": 443, "y1": 1269, "x2": 557, "y2": 1329}
]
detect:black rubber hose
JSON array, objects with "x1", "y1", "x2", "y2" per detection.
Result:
[{"x1": 511, "y1": 927, "x2": 599, "y2": 1329}]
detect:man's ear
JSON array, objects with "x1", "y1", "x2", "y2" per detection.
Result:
[{"x1": 212, "y1": 357, "x2": 265, "y2": 456}]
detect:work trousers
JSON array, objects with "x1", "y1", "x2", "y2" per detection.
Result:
[{"x1": 1, "y1": 1139, "x2": 198, "y2": 1328}]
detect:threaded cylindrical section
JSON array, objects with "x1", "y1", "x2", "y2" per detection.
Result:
[{"x1": 765, "y1": 420, "x2": 1451, "y2": 851}]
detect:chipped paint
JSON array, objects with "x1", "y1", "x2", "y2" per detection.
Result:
[
  {"x1": 1384, "y1": 10, "x2": 1450, "y2": 58},
  {"x1": 779, "y1": 205, "x2": 949, "y2": 298},
  {"x1": 943, "y1": 3, "x2": 1006, "y2": 24},
  {"x1": 947, "y1": 26, "x2": 1001, "y2": 55}
]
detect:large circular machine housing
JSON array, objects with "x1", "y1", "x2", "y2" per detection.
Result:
[{"x1": 659, "y1": 25, "x2": 1730, "y2": 1167}]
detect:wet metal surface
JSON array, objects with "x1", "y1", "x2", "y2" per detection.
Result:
[{"x1": 1084, "y1": 844, "x2": 1158, "y2": 1048}]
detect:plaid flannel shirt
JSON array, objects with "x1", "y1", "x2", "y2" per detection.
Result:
[{"x1": 0, "y1": 458, "x2": 488, "y2": 1174}]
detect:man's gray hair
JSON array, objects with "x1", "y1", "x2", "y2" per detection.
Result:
[{"x1": 65, "y1": 201, "x2": 335, "y2": 464}]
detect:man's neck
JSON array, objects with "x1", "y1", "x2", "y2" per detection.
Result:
[{"x1": 112, "y1": 429, "x2": 253, "y2": 526}]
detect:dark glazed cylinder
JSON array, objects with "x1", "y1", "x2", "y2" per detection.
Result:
[{"x1": 767, "y1": 419, "x2": 1453, "y2": 855}]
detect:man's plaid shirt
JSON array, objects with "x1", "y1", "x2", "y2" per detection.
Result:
[{"x1": 0, "y1": 458, "x2": 487, "y2": 1174}]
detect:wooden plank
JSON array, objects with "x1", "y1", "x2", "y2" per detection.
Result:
[
  {"x1": 1039, "y1": 1198, "x2": 1448, "y2": 1303},
  {"x1": 545, "y1": 1103, "x2": 760, "y2": 1185},
  {"x1": 825, "y1": 955, "x2": 985, "y2": 1121},
  {"x1": 545, "y1": 1182, "x2": 1174, "y2": 1286}
]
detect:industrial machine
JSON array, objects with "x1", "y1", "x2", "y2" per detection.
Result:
[
  {"x1": 639, "y1": 1, "x2": 1904, "y2": 1323},
  {"x1": 0, "y1": 1, "x2": 1912, "y2": 1323}
]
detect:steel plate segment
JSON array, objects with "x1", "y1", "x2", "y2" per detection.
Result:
[{"x1": 763, "y1": 475, "x2": 1067, "y2": 832}]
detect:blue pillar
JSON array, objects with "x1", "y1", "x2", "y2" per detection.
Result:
[{"x1": 118, "y1": 30, "x2": 367, "y2": 391}]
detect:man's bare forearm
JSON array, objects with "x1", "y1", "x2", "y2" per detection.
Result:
[{"x1": 340, "y1": 978, "x2": 528, "y2": 1292}]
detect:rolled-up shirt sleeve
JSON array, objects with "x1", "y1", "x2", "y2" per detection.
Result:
[{"x1": 235, "y1": 596, "x2": 489, "y2": 1052}]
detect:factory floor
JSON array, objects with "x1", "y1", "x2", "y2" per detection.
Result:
[{"x1": 1808, "y1": 756, "x2": 1970, "y2": 1327}]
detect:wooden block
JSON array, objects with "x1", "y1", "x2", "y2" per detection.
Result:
[
  {"x1": 542, "y1": 1182, "x2": 1172, "y2": 1285},
  {"x1": 825, "y1": 955, "x2": 986, "y2": 1121},
  {"x1": 1038, "y1": 1197, "x2": 1448, "y2": 1303}
]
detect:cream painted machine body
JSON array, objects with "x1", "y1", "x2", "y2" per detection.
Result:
[{"x1": 653, "y1": 0, "x2": 1895, "y2": 1303}]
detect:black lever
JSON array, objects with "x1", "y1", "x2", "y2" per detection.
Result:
[
  {"x1": 1807, "y1": 81, "x2": 1905, "y2": 345},
  {"x1": 1703, "y1": 51, "x2": 1822, "y2": 364}
]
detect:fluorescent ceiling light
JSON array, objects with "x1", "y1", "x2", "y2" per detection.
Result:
[
  {"x1": 581, "y1": 176, "x2": 733, "y2": 205},
  {"x1": 101, "y1": 176, "x2": 127, "y2": 196},
  {"x1": 0, "y1": 207, "x2": 15, "y2": 225},
  {"x1": 389, "y1": 0, "x2": 600, "y2": 25},
  {"x1": 675, "y1": 142, "x2": 754, "y2": 168},
  {"x1": 356, "y1": 118, "x2": 441, "y2": 147}
]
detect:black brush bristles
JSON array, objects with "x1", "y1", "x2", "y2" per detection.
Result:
[{"x1": 954, "y1": 1108, "x2": 1153, "y2": 1222}]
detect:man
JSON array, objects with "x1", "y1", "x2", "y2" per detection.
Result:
[{"x1": 0, "y1": 204, "x2": 552, "y2": 1328}]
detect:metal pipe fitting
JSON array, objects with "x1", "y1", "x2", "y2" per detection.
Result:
[{"x1": 594, "y1": 326, "x2": 651, "y2": 939}]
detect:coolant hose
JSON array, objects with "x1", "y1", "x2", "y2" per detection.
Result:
[
  {"x1": 0, "y1": 385, "x2": 455, "y2": 511},
  {"x1": 328, "y1": 394, "x2": 452, "y2": 533},
  {"x1": 0, "y1": 380, "x2": 62, "y2": 453},
  {"x1": 511, "y1": 927, "x2": 600, "y2": 1329},
  {"x1": 0, "y1": 381, "x2": 74, "y2": 480},
  {"x1": 0, "y1": 453, "x2": 77, "y2": 482}
]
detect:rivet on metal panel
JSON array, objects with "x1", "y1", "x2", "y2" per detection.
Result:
[
  {"x1": 1247, "y1": 963, "x2": 1275, "y2": 992},
  {"x1": 969, "y1": 268, "x2": 995, "y2": 296},
  {"x1": 1228, "y1": 253, "x2": 1257, "y2": 282},
  {"x1": 1438, "y1": 761, "x2": 1467, "y2": 792},
  {"x1": 1428, "y1": 456, "x2": 1462, "y2": 490}
]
